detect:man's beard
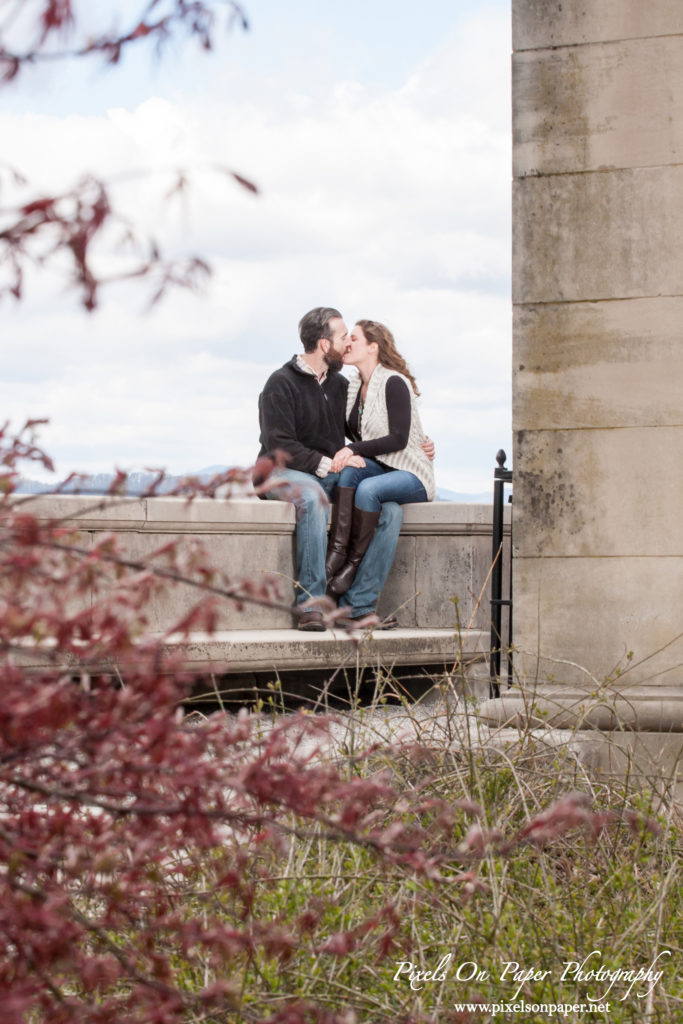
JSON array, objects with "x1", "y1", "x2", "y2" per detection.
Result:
[{"x1": 323, "y1": 348, "x2": 344, "y2": 372}]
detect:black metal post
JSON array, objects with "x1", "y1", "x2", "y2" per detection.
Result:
[
  {"x1": 507, "y1": 495, "x2": 513, "y2": 688},
  {"x1": 490, "y1": 449, "x2": 512, "y2": 698}
]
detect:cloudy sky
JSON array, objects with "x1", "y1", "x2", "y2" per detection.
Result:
[{"x1": 2, "y1": 0, "x2": 512, "y2": 494}]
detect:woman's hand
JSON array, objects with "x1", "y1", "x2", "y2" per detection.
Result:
[
  {"x1": 422, "y1": 436, "x2": 435, "y2": 461},
  {"x1": 331, "y1": 446, "x2": 364, "y2": 473}
]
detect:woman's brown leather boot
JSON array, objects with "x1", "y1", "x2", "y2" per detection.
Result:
[
  {"x1": 325, "y1": 486, "x2": 356, "y2": 580},
  {"x1": 328, "y1": 506, "x2": 381, "y2": 595}
]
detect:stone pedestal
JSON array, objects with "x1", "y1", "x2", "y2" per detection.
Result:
[{"x1": 511, "y1": 1, "x2": 683, "y2": 739}]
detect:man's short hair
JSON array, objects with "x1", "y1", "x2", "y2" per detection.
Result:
[{"x1": 298, "y1": 307, "x2": 342, "y2": 353}]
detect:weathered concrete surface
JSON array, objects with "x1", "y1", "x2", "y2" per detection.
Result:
[
  {"x1": 19, "y1": 495, "x2": 507, "y2": 656},
  {"x1": 479, "y1": 686, "x2": 683, "y2": 733},
  {"x1": 164, "y1": 627, "x2": 487, "y2": 674},
  {"x1": 514, "y1": 426, "x2": 683, "y2": 557},
  {"x1": 514, "y1": 35, "x2": 683, "y2": 176},
  {"x1": 511, "y1": 0, "x2": 683, "y2": 731},
  {"x1": 15, "y1": 627, "x2": 488, "y2": 676},
  {"x1": 109, "y1": 528, "x2": 295, "y2": 631},
  {"x1": 513, "y1": 557, "x2": 683, "y2": 691},
  {"x1": 513, "y1": 1, "x2": 683, "y2": 51},
  {"x1": 514, "y1": 166, "x2": 683, "y2": 304},
  {"x1": 514, "y1": 299, "x2": 683, "y2": 430}
]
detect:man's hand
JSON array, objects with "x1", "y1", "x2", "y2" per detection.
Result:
[
  {"x1": 331, "y1": 446, "x2": 365, "y2": 473},
  {"x1": 422, "y1": 435, "x2": 435, "y2": 462}
]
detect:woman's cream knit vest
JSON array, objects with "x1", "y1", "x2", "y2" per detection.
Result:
[{"x1": 346, "y1": 364, "x2": 435, "y2": 501}]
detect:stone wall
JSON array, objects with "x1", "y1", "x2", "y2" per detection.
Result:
[
  {"x1": 512, "y1": 1, "x2": 683, "y2": 696},
  {"x1": 22, "y1": 495, "x2": 507, "y2": 635}
]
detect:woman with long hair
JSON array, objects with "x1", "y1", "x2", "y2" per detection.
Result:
[{"x1": 326, "y1": 319, "x2": 434, "y2": 598}]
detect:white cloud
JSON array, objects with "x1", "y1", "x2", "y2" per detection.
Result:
[{"x1": 1, "y1": 9, "x2": 511, "y2": 493}]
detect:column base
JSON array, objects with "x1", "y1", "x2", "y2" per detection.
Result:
[{"x1": 478, "y1": 685, "x2": 683, "y2": 732}]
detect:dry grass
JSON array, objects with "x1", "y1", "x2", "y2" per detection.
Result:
[{"x1": 178, "y1": 661, "x2": 682, "y2": 1024}]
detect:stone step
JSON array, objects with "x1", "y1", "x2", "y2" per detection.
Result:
[
  {"x1": 14, "y1": 628, "x2": 489, "y2": 676},
  {"x1": 166, "y1": 627, "x2": 489, "y2": 674}
]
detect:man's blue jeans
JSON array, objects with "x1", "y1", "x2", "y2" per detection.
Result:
[{"x1": 263, "y1": 468, "x2": 403, "y2": 617}]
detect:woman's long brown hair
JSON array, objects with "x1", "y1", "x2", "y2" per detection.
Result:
[{"x1": 355, "y1": 319, "x2": 420, "y2": 396}]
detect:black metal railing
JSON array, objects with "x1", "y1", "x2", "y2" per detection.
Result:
[{"x1": 490, "y1": 449, "x2": 513, "y2": 698}]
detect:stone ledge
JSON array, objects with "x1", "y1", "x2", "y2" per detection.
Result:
[
  {"x1": 17, "y1": 496, "x2": 508, "y2": 537},
  {"x1": 12, "y1": 496, "x2": 507, "y2": 633},
  {"x1": 167, "y1": 628, "x2": 488, "y2": 673},
  {"x1": 14, "y1": 628, "x2": 488, "y2": 675}
]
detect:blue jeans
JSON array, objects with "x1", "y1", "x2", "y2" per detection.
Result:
[
  {"x1": 339, "y1": 459, "x2": 428, "y2": 513},
  {"x1": 263, "y1": 468, "x2": 402, "y2": 615}
]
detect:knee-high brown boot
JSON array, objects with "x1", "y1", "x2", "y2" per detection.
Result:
[
  {"x1": 328, "y1": 506, "x2": 381, "y2": 595},
  {"x1": 325, "y1": 486, "x2": 356, "y2": 579}
]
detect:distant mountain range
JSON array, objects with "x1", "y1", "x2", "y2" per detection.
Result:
[
  {"x1": 15, "y1": 469, "x2": 492, "y2": 503},
  {"x1": 435, "y1": 487, "x2": 491, "y2": 503},
  {"x1": 14, "y1": 467, "x2": 231, "y2": 496}
]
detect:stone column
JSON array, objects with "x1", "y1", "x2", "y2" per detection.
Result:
[{"x1": 482, "y1": 2, "x2": 683, "y2": 753}]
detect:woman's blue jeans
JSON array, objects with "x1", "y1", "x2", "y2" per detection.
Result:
[
  {"x1": 263, "y1": 469, "x2": 403, "y2": 615},
  {"x1": 339, "y1": 459, "x2": 428, "y2": 513}
]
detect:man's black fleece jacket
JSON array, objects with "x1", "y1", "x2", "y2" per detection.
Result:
[{"x1": 257, "y1": 357, "x2": 348, "y2": 475}]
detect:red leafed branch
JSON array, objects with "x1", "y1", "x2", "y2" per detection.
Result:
[
  {"x1": 0, "y1": 167, "x2": 257, "y2": 310},
  {"x1": 0, "y1": 3, "x2": 257, "y2": 309},
  {"x1": 0, "y1": 0, "x2": 249, "y2": 82}
]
